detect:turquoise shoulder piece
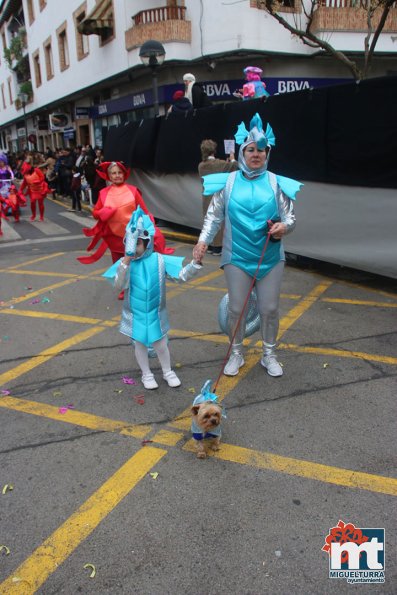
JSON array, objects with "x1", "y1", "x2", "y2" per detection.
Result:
[
  {"x1": 202, "y1": 172, "x2": 230, "y2": 196},
  {"x1": 163, "y1": 255, "x2": 186, "y2": 279},
  {"x1": 102, "y1": 258, "x2": 122, "y2": 282},
  {"x1": 275, "y1": 174, "x2": 304, "y2": 201}
]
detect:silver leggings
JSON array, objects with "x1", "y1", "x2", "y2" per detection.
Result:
[{"x1": 224, "y1": 261, "x2": 284, "y2": 352}]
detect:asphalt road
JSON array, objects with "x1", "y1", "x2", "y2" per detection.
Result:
[{"x1": 0, "y1": 198, "x2": 396, "y2": 594}]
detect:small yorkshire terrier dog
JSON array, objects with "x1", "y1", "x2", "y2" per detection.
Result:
[{"x1": 191, "y1": 380, "x2": 224, "y2": 459}]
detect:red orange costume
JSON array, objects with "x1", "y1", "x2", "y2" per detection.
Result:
[
  {"x1": 78, "y1": 161, "x2": 172, "y2": 265},
  {"x1": 19, "y1": 162, "x2": 50, "y2": 221}
]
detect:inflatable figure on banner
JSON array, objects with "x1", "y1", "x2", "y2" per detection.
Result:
[
  {"x1": 103, "y1": 206, "x2": 202, "y2": 390},
  {"x1": 193, "y1": 113, "x2": 303, "y2": 379},
  {"x1": 233, "y1": 66, "x2": 270, "y2": 100},
  {"x1": 78, "y1": 161, "x2": 172, "y2": 269},
  {"x1": 19, "y1": 161, "x2": 51, "y2": 221}
]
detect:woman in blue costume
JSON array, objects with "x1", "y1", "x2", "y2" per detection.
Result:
[
  {"x1": 104, "y1": 206, "x2": 202, "y2": 390},
  {"x1": 193, "y1": 114, "x2": 302, "y2": 377}
]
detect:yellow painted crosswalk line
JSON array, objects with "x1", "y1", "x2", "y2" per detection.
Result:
[
  {"x1": 183, "y1": 440, "x2": 397, "y2": 497},
  {"x1": 0, "y1": 396, "x2": 150, "y2": 438},
  {"x1": 279, "y1": 343, "x2": 397, "y2": 366},
  {"x1": 0, "y1": 447, "x2": 167, "y2": 594},
  {"x1": 0, "y1": 326, "x2": 106, "y2": 387}
]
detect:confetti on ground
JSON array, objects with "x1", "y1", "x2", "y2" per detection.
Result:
[
  {"x1": 2, "y1": 336, "x2": 10, "y2": 341},
  {"x1": 122, "y1": 376, "x2": 137, "y2": 385},
  {"x1": 133, "y1": 395, "x2": 145, "y2": 405},
  {"x1": 141, "y1": 439, "x2": 153, "y2": 446},
  {"x1": 114, "y1": 389, "x2": 123, "y2": 394},
  {"x1": 323, "y1": 363, "x2": 329, "y2": 368},
  {"x1": 52, "y1": 391, "x2": 62, "y2": 397},
  {"x1": 2, "y1": 484, "x2": 13, "y2": 495},
  {"x1": 1, "y1": 390, "x2": 10, "y2": 396},
  {"x1": 41, "y1": 297, "x2": 50, "y2": 303},
  {"x1": 58, "y1": 404, "x2": 74, "y2": 414},
  {"x1": 25, "y1": 287, "x2": 33, "y2": 290},
  {"x1": 149, "y1": 472, "x2": 159, "y2": 480},
  {"x1": 83, "y1": 563, "x2": 96, "y2": 578},
  {"x1": 175, "y1": 363, "x2": 181, "y2": 368},
  {"x1": 30, "y1": 299, "x2": 40, "y2": 305},
  {"x1": 188, "y1": 387, "x2": 195, "y2": 394},
  {"x1": 0, "y1": 545, "x2": 10, "y2": 556}
]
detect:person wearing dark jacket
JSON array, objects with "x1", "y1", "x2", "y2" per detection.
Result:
[
  {"x1": 168, "y1": 90, "x2": 192, "y2": 114},
  {"x1": 183, "y1": 73, "x2": 212, "y2": 109}
]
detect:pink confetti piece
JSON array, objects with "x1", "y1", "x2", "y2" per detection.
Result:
[
  {"x1": 30, "y1": 299, "x2": 40, "y2": 305},
  {"x1": 58, "y1": 404, "x2": 74, "y2": 414},
  {"x1": 122, "y1": 376, "x2": 137, "y2": 385},
  {"x1": 1, "y1": 390, "x2": 10, "y2": 396},
  {"x1": 133, "y1": 395, "x2": 145, "y2": 405},
  {"x1": 141, "y1": 439, "x2": 153, "y2": 446}
]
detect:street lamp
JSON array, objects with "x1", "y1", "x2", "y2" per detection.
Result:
[
  {"x1": 17, "y1": 92, "x2": 28, "y2": 150},
  {"x1": 139, "y1": 40, "x2": 165, "y2": 117}
]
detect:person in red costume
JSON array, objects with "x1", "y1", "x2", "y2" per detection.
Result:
[
  {"x1": 78, "y1": 161, "x2": 172, "y2": 266},
  {"x1": 19, "y1": 162, "x2": 50, "y2": 221}
]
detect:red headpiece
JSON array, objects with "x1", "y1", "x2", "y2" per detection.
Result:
[
  {"x1": 96, "y1": 161, "x2": 131, "y2": 181},
  {"x1": 21, "y1": 161, "x2": 34, "y2": 175}
]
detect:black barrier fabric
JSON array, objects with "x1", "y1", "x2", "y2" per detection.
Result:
[{"x1": 104, "y1": 76, "x2": 397, "y2": 188}]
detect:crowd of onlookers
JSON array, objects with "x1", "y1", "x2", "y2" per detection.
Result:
[{"x1": 5, "y1": 144, "x2": 106, "y2": 206}]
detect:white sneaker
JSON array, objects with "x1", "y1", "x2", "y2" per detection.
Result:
[
  {"x1": 224, "y1": 352, "x2": 245, "y2": 376},
  {"x1": 142, "y1": 373, "x2": 159, "y2": 390},
  {"x1": 261, "y1": 355, "x2": 283, "y2": 377},
  {"x1": 163, "y1": 370, "x2": 181, "y2": 388}
]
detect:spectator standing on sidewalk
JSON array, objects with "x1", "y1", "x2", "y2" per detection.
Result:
[
  {"x1": 70, "y1": 166, "x2": 82, "y2": 212},
  {"x1": 198, "y1": 139, "x2": 238, "y2": 255}
]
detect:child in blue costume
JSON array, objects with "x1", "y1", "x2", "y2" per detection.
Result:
[
  {"x1": 193, "y1": 114, "x2": 303, "y2": 378},
  {"x1": 104, "y1": 207, "x2": 202, "y2": 390}
]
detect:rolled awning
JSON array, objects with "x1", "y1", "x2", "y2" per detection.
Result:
[{"x1": 77, "y1": 0, "x2": 113, "y2": 36}]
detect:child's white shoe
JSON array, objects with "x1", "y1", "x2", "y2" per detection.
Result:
[
  {"x1": 142, "y1": 373, "x2": 158, "y2": 390},
  {"x1": 163, "y1": 370, "x2": 181, "y2": 388}
]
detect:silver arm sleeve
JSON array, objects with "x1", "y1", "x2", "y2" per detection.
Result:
[
  {"x1": 198, "y1": 190, "x2": 225, "y2": 245},
  {"x1": 278, "y1": 190, "x2": 296, "y2": 235},
  {"x1": 113, "y1": 261, "x2": 129, "y2": 291},
  {"x1": 178, "y1": 260, "x2": 202, "y2": 282}
]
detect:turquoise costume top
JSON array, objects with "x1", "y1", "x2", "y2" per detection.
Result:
[
  {"x1": 199, "y1": 169, "x2": 302, "y2": 280},
  {"x1": 103, "y1": 207, "x2": 201, "y2": 346}
]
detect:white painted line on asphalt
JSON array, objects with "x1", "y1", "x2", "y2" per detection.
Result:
[
  {"x1": 0, "y1": 234, "x2": 83, "y2": 249},
  {"x1": 59, "y1": 212, "x2": 90, "y2": 226},
  {"x1": 0, "y1": 220, "x2": 22, "y2": 241},
  {"x1": 29, "y1": 219, "x2": 69, "y2": 235}
]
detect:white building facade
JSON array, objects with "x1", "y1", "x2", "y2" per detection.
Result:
[{"x1": 0, "y1": 0, "x2": 396, "y2": 152}]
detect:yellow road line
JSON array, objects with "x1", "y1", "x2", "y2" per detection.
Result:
[
  {"x1": 183, "y1": 440, "x2": 397, "y2": 497},
  {"x1": 0, "y1": 269, "x2": 77, "y2": 278},
  {"x1": 322, "y1": 297, "x2": 397, "y2": 308},
  {"x1": 279, "y1": 342, "x2": 397, "y2": 366},
  {"x1": 278, "y1": 281, "x2": 332, "y2": 335},
  {"x1": 151, "y1": 429, "x2": 184, "y2": 446},
  {"x1": 0, "y1": 395, "x2": 150, "y2": 438},
  {"x1": 0, "y1": 326, "x2": 106, "y2": 387},
  {"x1": 170, "y1": 281, "x2": 332, "y2": 431},
  {"x1": 9, "y1": 253, "x2": 65, "y2": 269},
  {"x1": 1, "y1": 268, "x2": 106, "y2": 308},
  {"x1": 0, "y1": 447, "x2": 167, "y2": 594},
  {"x1": 0, "y1": 309, "x2": 107, "y2": 325}
]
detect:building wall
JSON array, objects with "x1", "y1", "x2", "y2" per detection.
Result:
[{"x1": 0, "y1": 0, "x2": 396, "y2": 150}]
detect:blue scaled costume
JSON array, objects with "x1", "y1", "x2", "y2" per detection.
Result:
[
  {"x1": 103, "y1": 207, "x2": 201, "y2": 389},
  {"x1": 198, "y1": 114, "x2": 303, "y2": 377}
]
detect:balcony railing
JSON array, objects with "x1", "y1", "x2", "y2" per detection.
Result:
[
  {"x1": 126, "y1": 5, "x2": 191, "y2": 50},
  {"x1": 312, "y1": 1, "x2": 397, "y2": 32},
  {"x1": 132, "y1": 6, "x2": 186, "y2": 26},
  {"x1": 318, "y1": 0, "x2": 396, "y2": 6}
]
